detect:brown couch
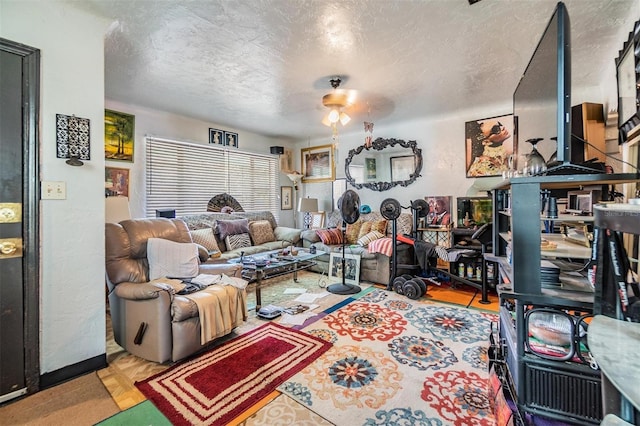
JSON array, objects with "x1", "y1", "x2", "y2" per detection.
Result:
[
  {"x1": 300, "y1": 210, "x2": 415, "y2": 285},
  {"x1": 105, "y1": 218, "x2": 247, "y2": 363}
]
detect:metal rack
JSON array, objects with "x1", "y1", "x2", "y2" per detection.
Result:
[{"x1": 489, "y1": 173, "x2": 640, "y2": 424}]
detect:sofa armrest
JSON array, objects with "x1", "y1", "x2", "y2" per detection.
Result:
[
  {"x1": 198, "y1": 263, "x2": 242, "y2": 277},
  {"x1": 274, "y1": 226, "x2": 302, "y2": 244},
  {"x1": 114, "y1": 281, "x2": 168, "y2": 300}
]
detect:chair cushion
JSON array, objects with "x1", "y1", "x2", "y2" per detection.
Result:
[
  {"x1": 216, "y1": 218, "x2": 249, "y2": 240},
  {"x1": 248, "y1": 220, "x2": 276, "y2": 245},
  {"x1": 316, "y1": 228, "x2": 343, "y2": 245},
  {"x1": 225, "y1": 233, "x2": 252, "y2": 250},
  {"x1": 146, "y1": 238, "x2": 200, "y2": 280}
]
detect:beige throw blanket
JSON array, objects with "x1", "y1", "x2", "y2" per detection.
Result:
[{"x1": 183, "y1": 280, "x2": 248, "y2": 345}]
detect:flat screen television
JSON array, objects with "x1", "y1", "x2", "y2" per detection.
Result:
[{"x1": 513, "y1": 1, "x2": 600, "y2": 175}]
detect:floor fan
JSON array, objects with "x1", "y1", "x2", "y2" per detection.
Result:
[
  {"x1": 380, "y1": 198, "x2": 402, "y2": 289},
  {"x1": 327, "y1": 190, "x2": 362, "y2": 295}
]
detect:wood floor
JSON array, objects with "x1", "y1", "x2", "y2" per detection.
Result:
[{"x1": 98, "y1": 271, "x2": 499, "y2": 420}]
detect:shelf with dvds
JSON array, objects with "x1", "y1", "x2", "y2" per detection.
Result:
[{"x1": 489, "y1": 173, "x2": 640, "y2": 424}]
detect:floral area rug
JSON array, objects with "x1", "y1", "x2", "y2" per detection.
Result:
[
  {"x1": 135, "y1": 322, "x2": 332, "y2": 426},
  {"x1": 278, "y1": 288, "x2": 498, "y2": 426}
]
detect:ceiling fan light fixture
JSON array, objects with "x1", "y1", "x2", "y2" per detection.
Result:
[
  {"x1": 328, "y1": 108, "x2": 340, "y2": 123},
  {"x1": 339, "y1": 112, "x2": 351, "y2": 125}
]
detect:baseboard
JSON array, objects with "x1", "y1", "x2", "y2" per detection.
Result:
[{"x1": 39, "y1": 353, "x2": 107, "y2": 390}]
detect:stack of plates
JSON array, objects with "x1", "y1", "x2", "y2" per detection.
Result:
[{"x1": 540, "y1": 260, "x2": 561, "y2": 287}]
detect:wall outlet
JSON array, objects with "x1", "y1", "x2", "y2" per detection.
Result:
[{"x1": 42, "y1": 181, "x2": 66, "y2": 200}]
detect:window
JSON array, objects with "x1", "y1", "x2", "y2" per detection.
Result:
[{"x1": 146, "y1": 137, "x2": 278, "y2": 219}]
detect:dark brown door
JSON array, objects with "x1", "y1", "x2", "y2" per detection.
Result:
[{"x1": 0, "y1": 38, "x2": 40, "y2": 403}]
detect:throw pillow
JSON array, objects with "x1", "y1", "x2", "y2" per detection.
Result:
[
  {"x1": 248, "y1": 220, "x2": 276, "y2": 245},
  {"x1": 345, "y1": 221, "x2": 362, "y2": 244},
  {"x1": 358, "y1": 219, "x2": 388, "y2": 238},
  {"x1": 147, "y1": 238, "x2": 199, "y2": 280},
  {"x1": 189, "y1": 228, "x2": 220, "y2": 253},
  {"x1": 225, "y1": 233, "x2": 251, "y2": 250},
  {"x1": 216, "y1": 218, "x2": 249, "y2": 240},
  {"x1": 316, "y1": 228, "x2": 343, "y2": 245},
  {"x1": 357, "y1": 230, "x2": 385, "y2": 247}
]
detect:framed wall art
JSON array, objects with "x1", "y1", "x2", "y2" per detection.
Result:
[
  {"x1": 425, "y1": 195, "x2": 452, "y2": 227},
  {"x1": 329, "y1": 252, "x2": 361, "y2": 285},
  {"x1": 465, "y1": 113, "x2": 515, "y2": 178},
  {"x1": 301, "y1": 144, "x2": 335, "y2": 183},
  {"x1": 105, "y1": 167, "x2": 130, "y2": 197},
  {"x1": 281, "y1": 186, "x2": 293, "y2": 210},
  {"x1": 225, "y1": 131, "x2": 238, "y2": 148},
  {"x1": 365, "y1": 157, "x2": 377, "y2": 180},
  {"x1": 104, "y1": 109, "x2": 135, "y2": 162},
  {"x1": 209, "y1": 128, "x2": 224, "y2": 145},
  {"x1": 390, "y1": 155, "x2": 416, "y2": 181}
]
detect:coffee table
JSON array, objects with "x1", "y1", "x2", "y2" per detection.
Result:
[{"x1": 228, "y1": 248, "x2": 324, "y2": 310}]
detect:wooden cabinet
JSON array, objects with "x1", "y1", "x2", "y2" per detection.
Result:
[
  {"x1": 489, "y1": 173, "x2": 640, "y2": 424},
  {"x1": 572, "y1": 102, "x2": 606, "y2": 163}
]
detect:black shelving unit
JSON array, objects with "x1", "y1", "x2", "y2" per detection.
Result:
[{"x1": 489, "y1": 173, "x2": 640, "y2": 424}]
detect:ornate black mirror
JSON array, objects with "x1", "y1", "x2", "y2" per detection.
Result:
[{"x1": 345, "y1": 137, "x2": 422, "y2": 192}]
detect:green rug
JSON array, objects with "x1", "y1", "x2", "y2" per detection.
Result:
[{"x1": 96, "y1": 400, "x2": 171, "y2": 425}]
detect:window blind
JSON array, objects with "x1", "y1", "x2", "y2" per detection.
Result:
[{"x1": 146, "y1": 137, "x2": 278, "y2": 219}]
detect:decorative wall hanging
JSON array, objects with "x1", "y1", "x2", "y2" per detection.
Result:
[
  {"x1": 105, "y1": 109, "x2": 135, "y2": 162},
  {"x1": 225, "y1": 131, "x2": 239, "y2": 148},
  {"x1": 279, "y1": 148, "x2": 294, "y2": 172},
  {"x1": 301, "y1": 144, "x2": 335, "y2": 183},
  {"x1": 281, "y1": 186, "x2": 293, "y2": 210},
  {"x1": 56, "y1": 114, "x2": 90, "y2": 163},
  {"x1": 465, "y1": 113, "x2": 514, "y2": 178},
  {"x1": 364, "y1": 121, "x2": 374, "y2": 148},
  {"x1": 105, "y1": 167, "x2": 130, "y2": 197},
  {"x1": 209, "y1": 128, "x2": 224, "y2": 145}
]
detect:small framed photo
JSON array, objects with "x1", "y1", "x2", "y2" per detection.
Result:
[
  {"x1": 209, "y1": 128, "x2": 224, "y2": 145},
  {"x1": 225, "y1": 131, "x2": 238, "y2": 148},
  {"x1": 301, "y1": 144, "x2": 335, "y2": 183},
  {"x1": 329, "y1": 253, "x2": 361, "y2": 285},
  {"x1": 105, "y1": 167, "x2": 130, "y2": 197},
  {"x1": 281, "y1": 186, "x2": 293, "y2": 210},
  {"x1": 425, "y1": 195, "x2": 452, "y2": 228}
]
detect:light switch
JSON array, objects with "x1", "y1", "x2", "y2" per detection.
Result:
[{"x1": 42, "y1": 181, "x2": 66, "y2": 200}]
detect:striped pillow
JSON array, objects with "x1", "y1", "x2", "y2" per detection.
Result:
[
  {"x1": 357, "y1": 230, "x2": 385, "y2": 247},
  {"x1": 316, "y1": 228, "x2": 343, "y2": 245},
  {"x1": 225, "y1": 233, "x2": 251, "y2": 250}
]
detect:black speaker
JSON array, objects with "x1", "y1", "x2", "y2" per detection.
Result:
[
  {"x1": 156, "y1": 209, "x2": 176, "y2": 218},
  {"x1": 270, "y1": 146, "x2": 284, "y2": 155}
]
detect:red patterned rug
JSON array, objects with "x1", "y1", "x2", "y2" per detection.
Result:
[{"x1": 136, "y1": 322, "x2": 331, "y2": 426}]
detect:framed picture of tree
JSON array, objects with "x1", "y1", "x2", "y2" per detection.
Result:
[{"x1": 105, "y1": 109, "x2": 135, "y2": 162}]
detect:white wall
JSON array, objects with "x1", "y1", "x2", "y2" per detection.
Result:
[
  {"x1": 104, "y1": 100, "x2": 293, "y2": 221},
  {"x1": 1, "y1": 1, "x2": 109, "y2": 373},
  {"x1": 296, "y1": 103, "x2": 512, "y2": 224}
]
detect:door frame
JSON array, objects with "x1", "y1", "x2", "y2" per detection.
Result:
[{"x1": 1, "y1": 37, "x2": 41, "y2": 395}]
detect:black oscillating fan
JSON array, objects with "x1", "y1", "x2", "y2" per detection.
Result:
[
  {"x1": 327, "y1": 190, "x2": 362, "y2": 295},
  {"x1": 380, "y1": 198, "x2": 402, "y2": 290}
]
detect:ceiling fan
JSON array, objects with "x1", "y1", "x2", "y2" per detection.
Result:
[{"x1": 320, "y1": 77, "x2": 356, "y2": 130}]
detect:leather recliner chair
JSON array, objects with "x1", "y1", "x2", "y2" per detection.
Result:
[{"x1": 105, "y1": 218, "x2": 247, "y2": 363}]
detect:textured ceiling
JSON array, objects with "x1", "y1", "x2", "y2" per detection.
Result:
[{"x1": 68, "y1": 0, "x2": 637, "y2": 140}]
